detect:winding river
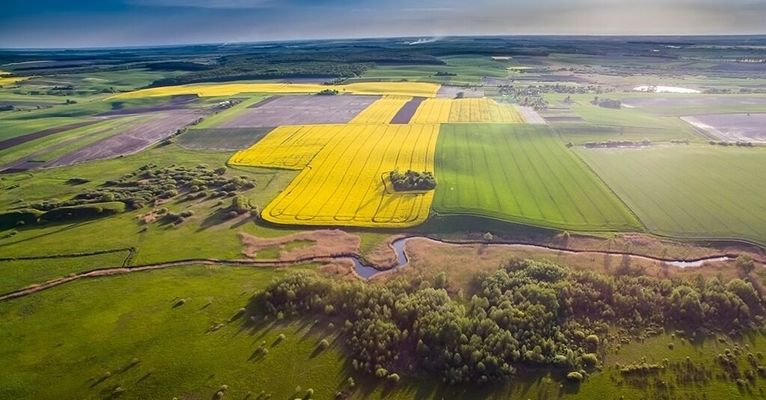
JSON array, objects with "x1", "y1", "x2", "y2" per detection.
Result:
[{"x1": 352, "y1": 237, "x2": 733, "y2": 279}]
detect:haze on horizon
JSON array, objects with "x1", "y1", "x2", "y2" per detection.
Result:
[{"x1": 2, "y1": 0, "x2": 766, "y2": 48}]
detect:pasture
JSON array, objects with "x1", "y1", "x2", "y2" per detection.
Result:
[
  {"x1": 433, "y1": 124, "x2": 641, "y2": 231},
  {"x1": 231, "y1": 124, "x2": 439, "y2": 228},
  {"x1": 577, "y1": 145, "x2": 766, "y2": 246},
  {"x1": 109, "y1": 81, "x2": 441, "y2": 99}
]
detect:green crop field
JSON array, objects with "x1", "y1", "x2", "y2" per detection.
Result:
[
  {"x1": 433, "y1": 124, "x2": 641, "y2": 231},
  {"x1": 577, "y1": 145, "x2": 766, "y2": 246}
]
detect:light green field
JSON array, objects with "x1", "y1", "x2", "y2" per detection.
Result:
[
  {"x1": 0, "y1": 265, "x2": 352, "y2": 400},
  {"x1": 1, "y1": 264, "x2": 764, "y2": 400},
  {"x1": 0, "y1": 250, "x2": 131, "y2": 294},
  {"x1": 433, "y1": 124, "x2": 641, "y2": 231},
  {"x1": 577, "y1": 144, "x2": 766, "y2": 246}
]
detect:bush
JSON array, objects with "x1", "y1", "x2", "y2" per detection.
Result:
[
  {"x1": 387, "y1": 373, "x2": 400, "y2": 383},
  {"x1": 585, "y1": 334, "x2": 600, "y2": 348},
  {"x1": 0, "y1": 208, "x2": 44, "y2": 229},
  {"x1": 566, "y1": 371, "x2": 584, "y2": 382},
  {"x1": 41, "y1": 202, "x2": 126, "y2": 222},
  {"x1": 389, "y1": 169, "x2": 436, "y2": 191},
  {"x1": 318, "y1": 339, "x2": 330, "y2": 350},
  {"x1": 230, "y1": 195, "x2": 254, "y2": 214},
  {"x1": 581, "y1": 353, "x2": 599, "y2": 367}
]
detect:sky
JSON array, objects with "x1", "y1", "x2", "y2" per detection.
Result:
[{"x1": 1, "y1": 0, "x2": 765, "y2": 48}]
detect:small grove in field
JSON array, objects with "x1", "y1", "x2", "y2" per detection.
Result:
[
  {"x1": 0, "y1": 163, "x2": 255, "y2": 229},
  {"x1": 260, "y1": 258, "x2": 766, "y2": 385},
  {"x1": 390, "y1": 170, "x2": 436, "y2": 191}
]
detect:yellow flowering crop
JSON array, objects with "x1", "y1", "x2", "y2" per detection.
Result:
[
  {"x1": 109, "y1": 82, "x2": 440, "y2": 100},
  {"x1": 0, "y1": 71, "x2": 27, "y2": 86},
  {"x1": 411, "y1": 98, "x2": 523, "y2": 124},
  {"x1": 350, "y1": 96, "x2": 412, "y2": 124},
  {"x1": 230, "y1": 124, "x2": 439, "y2": 228}
]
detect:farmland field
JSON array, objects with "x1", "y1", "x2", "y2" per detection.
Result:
[
  {"x1": 231, "y1": 124, "x2": 439, "y2": 227},
  {"x1": 578, "y1": 145, "x2": 766, "y2": 246},
  {"x1": 682, "y1": 113, "x2": 766, "y2": 142},
  {"x1": 219, "y1": 95, "x2": 379, "y2": 127},
  {"x1": 349, "y1": 95, "x2": 412, "y2": 124},
  {"x1": 410, "y1": 98, "x2": 524, "y2": 123},
  {"x1": 434, "y1": 124, "x2": 641, "y2": 231}
]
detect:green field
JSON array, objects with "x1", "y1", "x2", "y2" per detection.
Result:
[
  {"x1": 578, "y1": 145, "x2": 766, "y2": 246},
  {"x1": 433, "y1": 124, "x2": 641, "y2": 231}
]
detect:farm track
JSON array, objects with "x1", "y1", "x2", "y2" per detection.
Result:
[{"x1": 0, "y1": 236, "x2": 755, "y2": 303}]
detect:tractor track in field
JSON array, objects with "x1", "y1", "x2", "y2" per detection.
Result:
[{"x1": 1, "y1": 236, "x2": 757, "y2": 303}]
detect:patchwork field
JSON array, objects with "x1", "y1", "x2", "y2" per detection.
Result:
[
  {"x1": 349, "y1": 95, "x2": 412, "y2": 124},
  {"x1": 682, "y1": 113, "x2": 766, "y2": 142},
  {"x1": 434, "y1": 124, "x2": 641, "y2": 231},
  {"x1": 410, "y1": 98, "x2": 524, "y2": 124},
  {"x1": 109, "y1": 81, "x2": 441, "y2": 99},
  {"x1": 218, "y1": 95, "x2": 379, "y2": 128},
  {"x1": 231, "y1": 124, "x2": 439, "y2": 227},
  {"x1": 577, "y1": 145, "x2": 766, "y2": 246}
]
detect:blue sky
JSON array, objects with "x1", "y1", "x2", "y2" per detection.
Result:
[{"x1": 1, "y1": 0, "x2": 765, "y2": 48}]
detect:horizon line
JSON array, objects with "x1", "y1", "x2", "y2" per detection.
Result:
[{"x1": 2, "y1": 32, "x2": 766, "y2": 51}]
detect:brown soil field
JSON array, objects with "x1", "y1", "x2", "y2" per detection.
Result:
[
  {"x1": 390, "y1": 97, "x2": 425, "y2": 124},
  {"x1": 177, "y1": 127, "x2": 272, "y2": 151},
  {"x1": 239, "y1": 229, "x2": 360, "y2": 261},
  {"x1": 682, "y1": 113, "x2": 766, "y2": 142},
  {"x1": 219, "y1": 95, "x2": 379, "y2": 127},
  {"x1": 46, "y1": 110, "x2": 204, "y2": 167},
  {"x1": 436, "y1": 85, "x2": 484, "y2": 98},
  {"x1": 381, "y1": 238, "x2": 750, "y2": 291}
]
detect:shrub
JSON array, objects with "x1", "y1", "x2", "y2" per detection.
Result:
[
  {"x1": 581, "y1": 353, "x2": 599, "y2": 367},
  {"x1": 387, "y1": 373, "x2": 400, "y2": 383},
  {"x1": 566, "y1": 371, "x2": 584, "y2": 382},
  {"x1": 585, "y1": 334, "x2": 600, "y2": 348},
  {"x1": 0, "y1": 208, "x2": 44, "y2": 229},
  {"x1": 389, "y1": 169, "x2": 436, "y2": 191},
  {"x1": 375, "y1": 368, "x2": 389, "y2": 378},
  {"x1": 41, "y1": 202, "x2": 126, "y2": 222},
  {"x1": 318, "y1": 339, "x2": 330, "y2": 350}
]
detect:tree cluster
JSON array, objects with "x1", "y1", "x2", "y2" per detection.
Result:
[
  {"x1": 389, "y1": 170, "x2": 436, "y2": 192},
  {"x1": 260, "y1": 259, "x2": 766, "y2": 385}
]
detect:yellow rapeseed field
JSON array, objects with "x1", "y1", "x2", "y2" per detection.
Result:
[
  {"x1": 411, "y1": 98, "x2": 523, "y2": 124},
  {"x1": 230, "y1": 124, "x2": 439, "y2": 228},
  {"x1": 109, "y1": 82, "x2": 440, "y2": 100},
  {"x1": 349, "y1": 96, "x2": 412, "y2": 124},
  {"x1": 0, "y1": 70, "x2": 27, "y2": 86}
]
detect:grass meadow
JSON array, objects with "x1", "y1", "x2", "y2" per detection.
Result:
[{"x1": 578, "y1": 144, "x2": 766, "y2": 246}]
